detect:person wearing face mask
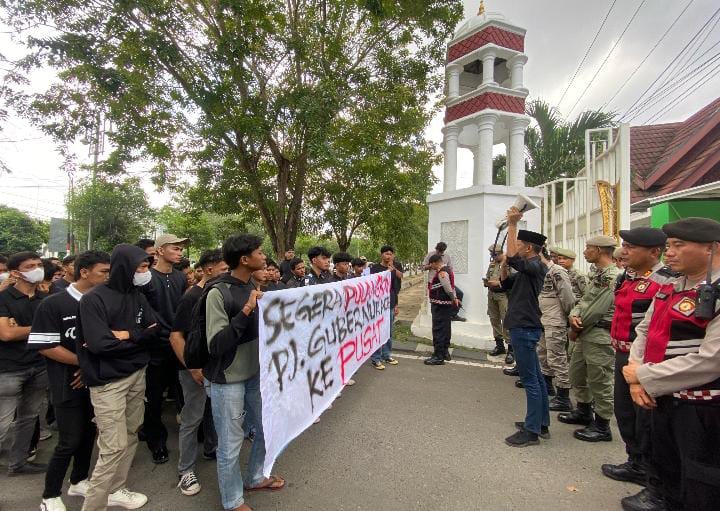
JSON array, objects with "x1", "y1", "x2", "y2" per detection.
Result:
[
  {"x1": 0, "y1": 254, "x2": 13, "y2": 291},
  {"x1": 76, "y1": 244, "x2": 164, "y2": 511},
  {"x1": 0, "y1": 251, "x2": 49, "y2": 476}
]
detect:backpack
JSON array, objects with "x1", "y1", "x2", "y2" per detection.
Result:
[{"x1": 184, "y1": 283, "x2": 235, "y2": 370}]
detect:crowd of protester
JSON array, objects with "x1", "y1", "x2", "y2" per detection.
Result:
[{"x1": 0, "y1": 235, "x2": 404, "y2": 511}]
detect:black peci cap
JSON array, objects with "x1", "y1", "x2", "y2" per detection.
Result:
[{"x1": 517, "y1": 230, "x2": 547, "y2": 247}]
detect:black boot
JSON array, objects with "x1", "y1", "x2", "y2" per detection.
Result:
[
  {"x1": 543, "y1": 374, "x2": 556, "y2": 396},
  {"x1": 549, "y1": 387, "x2": 573, "y2": 412},
  {"x1": 443, "y1": 348, "x2": 451, "y2": 361},
  {"x1": 574, "y1": 414, "x2": 612, "y2": 442},
  {"x1": 602, "y1": 460, "x2": 647, "y2": 486},
  {"x1": 505, "y1": 345, "x2": 515, "y2": 365},
  {"x1": 621, "y1": 488, "x2": 666, "y2": 511},
  {"x1": 424, "y1": 348, "x2": 445, "y2": 366},
  {"x1": 515, "y1": 379, "x2": 524, "y2": 388},
  {"x1": 558, "y1": 401, "x2": 593, "y2": 425},
  {"x1": 503, "y1": 366, "x2": 519, "y2": 376},
  {"x1": 489, "y1": 337, "x2": 506, "y2": 356}
]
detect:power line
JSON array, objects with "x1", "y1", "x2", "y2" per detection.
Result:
[
  {"x1": 601, "y1": 0, "x2": 694, "y2": 110},
  {"x1": 620, "y1": 5, "x2": 720, "y2": 120},
  {"x1": 566, "y1": 0, "x2": 647, "y2": 118},
  {"x1": 624, "y1": 50, "x2": 720, "y2": 122},
  {"x1": 557, "y1": 0, "x2": 618, "y2": 108}
]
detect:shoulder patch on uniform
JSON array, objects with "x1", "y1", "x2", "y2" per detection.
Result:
[
  {"x1": 673, "y1": 297, "x2": 696, "y2": 317},
  {"x1": 657, "y1": 266, "x2": 681, "y2": 278},
  {"x1": 635, "y1": 281, "x2": 650, "y2": 293}
]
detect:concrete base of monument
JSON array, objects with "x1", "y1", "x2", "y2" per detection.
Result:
[{"x1": 410, "y1": 310, "x2": 495, "y2": 350}]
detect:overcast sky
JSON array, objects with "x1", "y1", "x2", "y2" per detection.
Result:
[{"x1": 2, "y1": 0, "x2": 719, "y2": 219}]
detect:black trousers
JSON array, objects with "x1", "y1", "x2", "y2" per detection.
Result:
[
  {"x1": 143, "y1": 357, "x2": 177, "y2": 451},
  {"x1": 450, "y1": 287, "x2": 464, "y2": 318},
  {"x1": 614, "y1": 351, "x2": 651, "y2": 465},
  {"x1": 648, "y1": 397, "x2": 720, "y2": 510},
  {"x1": 431, "y1": 303, "x2": 453, "y2": 353},
  {"x1": 43, "y1": 399, "x2": 96, "y2": 498}
]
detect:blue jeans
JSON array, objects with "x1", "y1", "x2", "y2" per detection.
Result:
[
  {"x1": 510, "y1": 327, "x2": 550, "y2": 435},
  {"x1": 371, "y1": 309, "x2": 394, "y2": 363},
  {"x1": 209, "y1": 374, "x2": 265, "y2": 510}
]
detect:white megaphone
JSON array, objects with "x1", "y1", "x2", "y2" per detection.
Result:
[{"x1": 495, "y1": 194, "x2": 540, "y2": 230}]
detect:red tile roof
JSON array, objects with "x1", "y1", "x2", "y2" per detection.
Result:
[{"x1": 630, "y1": 97, "x2": 720, "y2": 204}]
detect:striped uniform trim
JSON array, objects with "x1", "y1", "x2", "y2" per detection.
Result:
[
  {"x1": 673, "y1": 389, "x2": 720, "y2": 401},
  {"x1": 611, "y1": 338, "x2": 633, "y2": 352},
  {"x1": 27, "y1": 332, "x2": 61, "y2": 344},
  {"x1": 429, "y1": 299, "x2": 454, "y2": 305}
]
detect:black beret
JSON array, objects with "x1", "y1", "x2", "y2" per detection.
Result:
[
  {"x1": 619, "y1": 227, "x2": 667, "y2": 247},
  {"x1": 662, "y1": 217, "x2": 720, "y2": 243},
  {"x1": 517, "y1": 230, "x2": 547, "y2": 247}
]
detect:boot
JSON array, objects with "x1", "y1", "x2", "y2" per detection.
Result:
[
  {"x1": 621, "y1": 488, "x2": 666, "y2": 511},
  {"x1": 443, "y1": 348, "x2": 451, "y2": 361},
  {"x1": 505, "y1": 345, "x2": 515, "y2": 365},
  {"x1": 574, "y1": 414, "x2": 612, "y2": 442},
  {"x1": 602, "y1": 459, "x2": 647, "y2": 486},
  {"x1": 503, "y1": 366, "x2": 519, "y2": 376},
  {"x1": 558, "y1": 401, "x2": 593, "y2": 425},
  {"x1": 549, "y1": 387, "x2": 573, "y2": 412},
  {"x1": 515, "y1": 379, "x2": 524, "y2": 388},
  {"x1": 489, "y1": 337, "x2": 506, "y2": 356},
  {"x1": 424, "y1": 348, "x2": 445, "y2": 366},
  {"x1": 543, "y1": 374, "x2": 556, "y2": 396}
]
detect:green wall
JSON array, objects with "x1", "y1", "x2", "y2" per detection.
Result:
[{"x1": 650, "y1": 200, "x2": 720, "y2": 228}]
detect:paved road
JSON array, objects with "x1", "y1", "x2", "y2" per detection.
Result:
[{"x1": 0, "y1": 356, "x2": 637, "y2": 511}]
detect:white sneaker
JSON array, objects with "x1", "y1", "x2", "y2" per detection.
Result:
[
  {"x1": 178, "y1": 471, "x2": 201, "y2": 496},
  {"x1": 345, "y1": 379, "x2": 356, "y2": 386},
  {"x1": 107, "y1": 488, "x2": 148, "y2": 509},
  {"x1": 40, "y1": 497, "x2": 66, "y2": 511},
  {"x1": 67, "y1": 479, "x2": 91, "y2": 498}
]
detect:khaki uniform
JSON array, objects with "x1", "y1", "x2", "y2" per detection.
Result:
[
  {"x1": 567, "y1": 268, "x2": 587, "y2": 303},
  {"x1": 568, "y1": 264, "x2": 621, "y2": 420},
  {"x1": 537, "y1": 263, "x2": 576, "y2": 388},
  {"x1": 485, "y1": 260, "x2": 508, "y2": 342}
]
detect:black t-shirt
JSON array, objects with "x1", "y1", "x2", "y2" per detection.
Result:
[
  {"x1": 503, "y1": 255, "x2": 547, "y2": 330},
  {"x1": 0, "y1": 286, "x2": 46, "y2": 372},
  {"x1": 28, "y1": 285, "x2": 88, "y2": 405},
  {"x1": 172, "y1": 284, "x2": 203, "y2": 336},
  {"x1": 370, "y1": 262, "x2": 404, "y2": 308},
  {"x1": 148, "y1": 267, "x2": 188, "y2": 329}
]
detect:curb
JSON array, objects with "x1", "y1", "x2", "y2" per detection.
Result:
[{"x1": 392, "y1": 340, "x2": 505, "y2": 366}]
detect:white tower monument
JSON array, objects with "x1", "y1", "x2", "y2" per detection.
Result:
[{"x1": 411, "y1": 2, "x2": 543, "y2": 349}]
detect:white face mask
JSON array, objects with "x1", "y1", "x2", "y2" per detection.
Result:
[
  {"x1": 0, "y1": 272, "x2": 9, "y2": 282},
  {"x1": 133, "y1": 271, "x2": 152, "y2": 287},
  {"x1": 20, "y1": 267, "x2": 45, "y2": 284}
]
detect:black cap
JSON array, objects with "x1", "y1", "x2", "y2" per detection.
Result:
[
  {"x1": 517, "y1": 230, "x2": 547, "y2": 247},
  {"x1": 619, "y1": 227, "x2": 667, "y2": 247},
  {"x1": 662, "y1": 217, "x2": 720, "y2": 243}
]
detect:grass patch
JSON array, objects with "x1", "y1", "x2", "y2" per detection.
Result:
[{"x1": 394, "y1": 320, "x2": 485, "y2": 352}]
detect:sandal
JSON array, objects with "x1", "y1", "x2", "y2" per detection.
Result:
[{"x1": 244, "y1": 475, "x2": 286, "y2": 493}]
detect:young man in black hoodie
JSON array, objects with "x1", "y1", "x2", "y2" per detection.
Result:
[
  {"x1": 29, "y1": 250, "x2": 111, "y2": 511},
  {"x1": 77, "y1": 244, "x2": 162, "y2": 511}
]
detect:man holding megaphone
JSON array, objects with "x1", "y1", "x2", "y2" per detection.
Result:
[{"x1": 499, "y1": 207, "x2": 551, "y2": 448}]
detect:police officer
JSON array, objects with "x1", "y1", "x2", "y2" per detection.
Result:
[
  {"x1": 559, "y1": 235, "x2": 621, "y2": 442},
  {"x1": 536, "y1": 247, "x2": 576, "y2": 410},
  {"x1": 601, "y1": 227, "x2": 675, "y2": 489},
  {"x1": 621, "y1": 217, "x2": 720, "y2": 511},
  {"x1": 552, "y1": 247, "x2": 587, "y2": 303},
  {"x1": 485, "y1": 244, "x2": 513, "y2": 364},
  {"x1": 424, "y1": 254, "x2": 460, "y2": 365}
]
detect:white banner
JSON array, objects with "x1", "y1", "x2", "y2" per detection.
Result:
[{"x1": 258, "y1": 271, "x2": 392, "y2": 477}]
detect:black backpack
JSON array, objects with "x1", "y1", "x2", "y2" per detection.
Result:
[{"x1": 184, "y1": 283, "x2": 235, "y2": 370}]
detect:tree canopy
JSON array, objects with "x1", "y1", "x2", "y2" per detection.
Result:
[
  {"x1": 0, "y1": 205, "x2": 48, "y2": 254},
  {"x1": 2, "y1": 0, "x2": 462, "y2": 255}
]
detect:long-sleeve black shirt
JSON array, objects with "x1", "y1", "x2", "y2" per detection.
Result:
[{"x1": 503, "y1": 255, "x2": 547, "y2": 330}]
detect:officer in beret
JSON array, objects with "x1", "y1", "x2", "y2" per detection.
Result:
[
  {"x1": 484, "y1": 244, "x2": 513, "y2": 364},
  {"x1": 602, "y1": 227, "x2": 676, "y2": 492},
  {"x1": 552, "y1": 247, "x2": 587, "y2": 303},
  {"x1": 559, "y1": 235, "x2": 621, "y2": 442},
  {"x1": 622, "y1": 217, "x2": 720, "y2": 511},
  {"x1": 499, "y1": 207, "x2": 549, "y2": 447}
]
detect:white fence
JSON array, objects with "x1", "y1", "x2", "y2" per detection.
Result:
[{"x1": 540, "y1": 124, "x2": 631, "y2": 272}]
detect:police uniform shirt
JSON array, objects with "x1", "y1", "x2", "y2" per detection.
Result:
[
  {"x1": 27, "y1": 284, "x2": 88, "y2": 405},
  {"x1": 630, "y1": 269, "x2": 720, "y2": 398},
  {"x1": 0, "y1": 286, "x2": 46, "y2": 372}
]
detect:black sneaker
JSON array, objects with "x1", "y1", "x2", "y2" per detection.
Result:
[
  {"x1": 504, "y1": 352, "x2": 515, "y2": 365},
  {"x1": 514, "y1": 421, "x2": 550, "y2": 439},
  {"x1": 8, "y1": 461, "x2": 48, "y2": 476},
  {"x1": 423, "y1": 355, "x2": 445, "y2": 365},
  {"x1": 152, "y1": 446, "x2": 169, "y2": 464},
  {"x1": 178, "y1": 471, "x2": 201, "y2": 496},
  {"x1": 503, "y1": 366, "x2": 519, "y2": 376},
  {"x1": 202, "y1": 450, "x2": 216, "y2": 460},
  {"x1": 504, "y1": 429, "x2": 539, "y2": 448}
]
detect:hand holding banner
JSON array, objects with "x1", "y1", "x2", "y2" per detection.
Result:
[{"x1": 258, "y1": 271, "x2": 392, "y2": 477}]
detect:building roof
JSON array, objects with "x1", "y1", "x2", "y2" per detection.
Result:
[{"x1": 630, "y1": 97, "x2": 720, "y2": 204}]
